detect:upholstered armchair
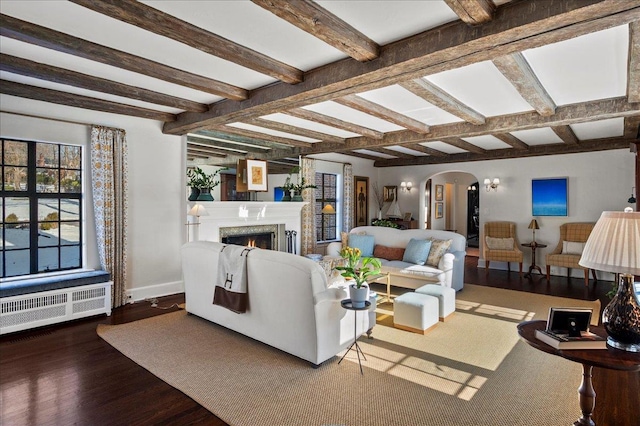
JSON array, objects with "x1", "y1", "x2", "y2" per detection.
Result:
[
  {"x1": 483, "y1": 221, "x2": 523, "y2": 274},
  {"x1": 545, "y1": 222, "x2": 597, "y2": 286}
]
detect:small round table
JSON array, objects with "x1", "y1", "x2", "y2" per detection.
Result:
[
  {"x1": 338, "y1": 299, "x2": 371, "y2": 375},
  {"x1": 521, "y1": 242, "x2": 547, "y2": 278}
]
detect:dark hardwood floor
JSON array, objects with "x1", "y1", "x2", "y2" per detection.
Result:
[{"x1": 1, "y1": 257, "x2": 636, "y2": 425}]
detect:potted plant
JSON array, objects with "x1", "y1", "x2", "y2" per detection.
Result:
[
  {"x1": 283, "y1": 166, "x2": 316, "y2": 201},
  {"x1": 186, "y1": 167, "x2": 226, "y2": 201},
  {"x1": 335, "y1": 246, "x2": 382, "y2": 308},
  {"x1": 291, "y1": 176, "x2": 317, "y2": 201},
  {"x1": 281, "y1": 174, "x2": 294, "y2": 201}
]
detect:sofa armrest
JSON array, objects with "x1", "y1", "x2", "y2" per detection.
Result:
[
  {"x1": 326, "y1": 242, "x2": 342, "y2": 257},
  {"x1": 438, "y1": 252, "x2": 455, "y2": 288},
  {"x1": 314, "y1": 286, "x2": 347, "y2": 305}
]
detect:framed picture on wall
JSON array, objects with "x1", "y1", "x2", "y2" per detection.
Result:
[
  {"x1": 435, "y1": 202, "x2": 443, "y2": 219},
  {"x1": 532, "y1": 177, "x2": 568, "y2": 216},
  {"x1": 384, "y1": 185, "x2": 397, "y2": 202},
  {"x1": 355, "y1": 176, "x2": 369, "y2": 227},
  {"x1": 246, "y1": 159, "x2": 268, "y2": 191},
  {"x1": 435, "y1": 184, "x2": 444, "y2": 201}
]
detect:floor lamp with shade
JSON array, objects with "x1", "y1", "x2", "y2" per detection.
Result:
[{"x1": 579, "y1": 208, "x2": 640, "y2": 352}]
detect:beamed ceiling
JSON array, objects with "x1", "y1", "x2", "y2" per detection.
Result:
[{"x1": 1, "y1": 0, "x2": 639, "y2": 174}]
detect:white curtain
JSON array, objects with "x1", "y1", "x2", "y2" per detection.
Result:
[
  {"x1": 343, "y1": 163, "x2": 353, "y2": 232},
  {"x1": 300, "y1": 157, "x2": 316, "y2": 256},
  {"x1": 91, "y1": 126, "x2": 129, "y2": 308}
]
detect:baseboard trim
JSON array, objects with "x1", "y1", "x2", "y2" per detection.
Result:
[{"x1": 126, "y1": 281, "x2": 184, "y2": 303}]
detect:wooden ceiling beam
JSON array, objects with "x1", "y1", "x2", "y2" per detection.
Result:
[
  {"x1": 0, "y1": 80, "x2": 176, "y2": 121},
  {"x1": 195, "y1": 129, "x2": 282, "y2": 151},
  {"x1": 493, "y1": 133, "x2": 530, "y2": 150},
  {"x1": 0, "y1": 14, "x2": 247, "y2": 100},
  {"x1": 251, "y1": 0, "x2": 379, "y2": 62},
  {"x1": 334, "y1": 95, "x2": 430, "y2": 134},
  {"x1": 0, "y1": 53, "x2": 208, "y2": 113},
  {"x1": 187, "y1": 147, "x2": 229, "y2": 158},
  {"x1": 164, "y1": 0, "x2": 638, "y2": 134},
  {"x1": 438, "y1": 137, "x2": 486, "y2": 154},
  {"x1": 375, "y1": 147, "x2": 421, "y2": 159},
  {"x1": 284, "y1": 107, "x2": 384, "y2": 139},
  {"x1": 628, "y1": 21, "x2": 640, "y2": 103},
  {"x1": 552, "y1": 125, "x2": 580, "y2": 145},
  {"x1": 444, "y1": 0, "x2": 495, "y2": 25},
  {"x1": 400, "y1": 143, "x2": 447, "y2": 156},
  {"x1": 374, "y1": 136, "x2": 635, "y2": 167},
  {"x1": 214, "y1": 125, "x2": 314, "y2": 148},
  {"x1": 187, "y1": 136, "x2": 268, "y2": 153},
  {"x1": 398, "y1": 78, "x2": 485, "y2": 125},
  {"x1": 244, "y1": 117, "x2": 345, "y2": 143},
  {"x1": 623, "y1": 116, "x2": 640, "y2": 139},
  {"x1": 70, "y1": 0, "x2": 302, "y2": 85},
  {"x1": 340, "y1": 151, "x2": 385, "y2": 161},
  {"x1": 187, "y1": 141, "x2": 248, "y2": 154},
  {"x1": 493, "y1": 52, "x2": 557, "y2": 116}
]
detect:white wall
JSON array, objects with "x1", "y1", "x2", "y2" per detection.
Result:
[
  {"x1": 1, "y1": 96, "x2": 184, "y2": 300},
  {"x1": 378, "y1": 149, "x2": 635, "y2": 278}
]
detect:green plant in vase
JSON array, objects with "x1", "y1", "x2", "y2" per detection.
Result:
[{"x1": 335, "y1": 246, "x2": 382, "y2": 308}]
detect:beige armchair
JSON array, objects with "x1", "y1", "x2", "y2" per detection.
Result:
[
  {"x1": 545, "y1": 222, "x2": 597, "y2": 286},
  {"x1": 483, "y1": 221, "x2": 523, "y2": 275}
]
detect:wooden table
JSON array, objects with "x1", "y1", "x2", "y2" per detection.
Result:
[
  {"x1": 521, "y1": 242, "x2": 547, "y2": 278},
  {"x1": 517, "y1": 320, "x2": 640, "y2": 426}
]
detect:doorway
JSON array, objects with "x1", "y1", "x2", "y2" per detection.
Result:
[{"x1": 466, "y1": 182, "x2": 479, "y2": 248}]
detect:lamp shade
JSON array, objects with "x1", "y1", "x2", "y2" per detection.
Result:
[
  {"x1": 579, "y1": 210, "x2": 640, "y2": 275},
  {"x1": 528, "y1": 219, "x2": 539, "y2": 230},
  {"x1": 188, "y1": 203, "x2": 209, "y2": 217},
  {"x1": 321, "y1": 204, "x2": 336, "y2": 214}
]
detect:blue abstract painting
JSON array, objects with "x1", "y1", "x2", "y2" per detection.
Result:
[{"x1": 532, "y1": 178, "x2": 568, "y2": 216}]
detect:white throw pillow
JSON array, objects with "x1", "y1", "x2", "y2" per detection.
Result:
[
  {"x1": 485, "y1": 236, "x2": 514, "y2": 250},
  {"x1": 562, "y1": 241, "x2": 585, "y2": 255}
]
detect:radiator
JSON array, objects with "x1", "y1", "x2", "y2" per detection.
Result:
[{"x1": 0, "y1": 282, "x2": 112, "y2": 335}]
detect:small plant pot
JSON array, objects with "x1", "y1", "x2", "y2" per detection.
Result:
[
  {"x1": 349, "y1": 283, "x2": 369, "y2": 308},
  {"x1": 188, "y1": 187, "x2": 200, "y2": 201},
  {"x1": 196, "y1": 188, "x2": 214, "y2": 201}
]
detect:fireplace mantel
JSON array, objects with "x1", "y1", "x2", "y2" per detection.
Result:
[{"x1": 192, "y1": 202, "x2": 306, "y2": 253}]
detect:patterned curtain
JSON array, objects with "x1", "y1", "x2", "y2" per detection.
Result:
[
  {"x1": 343, "y1": 163, "x2": 353, "y2": 232},
  {"x1": 91, "y1": 126, "x2": 129, "y2": 308},
  {"x1": 300, "y1": 157, "x2": 316, "y2": 256}
]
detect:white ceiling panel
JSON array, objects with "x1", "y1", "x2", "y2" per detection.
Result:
[
  {"x1": 522, "y1": 26, "x2": 628, "y2": 106},
  {"x1": 357, "y1": 84, "x2": 463, "y2": 125},
  {"x1": 303, "y1": 101, "x2": 405, "y2": 132},
  {"x1": 420, "y1": 142, "x2": 467, "y2": 154},
  {"x1": 384, "y1": 146, "x2": 429, "y2": 156},
  {"x1": 352, "y1": 149, "x2": 395, "y2": 159},
  {"x1": 509, "y1": 128, "x2": 564, "y2": 146},
  {"x1": 462, "y1": 135, "x2": 512, "y2": 150},
  {"x1": 260, "y1": 113, "x2": 360, "y2": 138},
  {"x1": 425, "y1": 61, "x2": 533, "y2": 116},
  {"x1": 570, "y1": 118, "x2": 625, "y2": 140},
  {"x1": 317, "y1": 0, "x2": 458, "y2": 45},
  {"x1": 227, "y1": 123, "x2": 320, "y2": 143}
]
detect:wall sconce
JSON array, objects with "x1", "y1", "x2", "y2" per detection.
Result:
[
  {"x1": 628, "y1": 187, "x2": 636, "y2": 204},
  {"x1": 484, "y1": 178, "x2": 500, "y2": 192},
  {"x1": 467, "y1": 185, "x2": 477, "y2": 191},
  {"x1": 400, "y1": 181, "x2": 412, "y2": 192}
]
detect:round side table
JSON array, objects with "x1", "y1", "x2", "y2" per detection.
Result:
[{"x1": 338, "y1": 299, "x2": 371, "y2": 375}]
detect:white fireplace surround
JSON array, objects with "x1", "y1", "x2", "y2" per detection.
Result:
[{"x1": 190, "y1": 202, "x2": 306, "y2": 253}]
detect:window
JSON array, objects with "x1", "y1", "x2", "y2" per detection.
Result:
[
  {"x1": 1, "y1": 139, "x2": 82, "y2": 278},
  {"x1": 315, "y1": 173, "x2": 337, "y2": 241}
]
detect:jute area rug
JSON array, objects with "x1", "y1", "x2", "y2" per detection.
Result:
[{"x1": 98, "y1": 284, "x2": 601, "y2": 426}]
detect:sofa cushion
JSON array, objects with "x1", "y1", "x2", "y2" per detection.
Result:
[
  {"x1": 373, "y1": 244, "x2": 405, "y2": 261},
  {"x1": 348, "y1": 234, "x2": 375, "y2": 257},
  {"x1": 382, "y1": 261, "x2": 443, "y2": 282},
  {"x1": 426, "y1": 239, "x2": 452, "y2": 267},
  {"x1": 485, "y1": 236, "x2": 514, "y2": 250},
  {"x1": 402, "y1": 238, "x2": 432, "y2": 265},
  {"x1": 562, "y1": 241, "x2": 585, "y2": 255}
]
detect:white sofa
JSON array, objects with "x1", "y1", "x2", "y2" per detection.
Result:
[
  {"x1": 326, "y1": 226, "x2": 466, "y2": 291},
  {"x1": 181, "y1": 241, "x2": 371, "y2": 367}
]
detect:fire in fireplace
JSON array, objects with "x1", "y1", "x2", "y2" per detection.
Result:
[{"x1": 222, "y1": 232, "x2": 274, "y2": 250}]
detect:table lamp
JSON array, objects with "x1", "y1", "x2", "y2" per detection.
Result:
[
  {"x1": 187, "y1": 203, "x2": 209, "y2": 241},
  {"x1": 528, "y1": 219, "x2": 539, "y2": 244},
  {"x1": 579, "y1": 208, "x2": 640, "y2": 352}
]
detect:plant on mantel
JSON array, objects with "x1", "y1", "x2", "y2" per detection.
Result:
[
  {"x1": 282, "y1": 166, "x2": 316, "y2": 201},
  {"x1": 186, "y1": 167, "x2": 227, "y2": 201}
]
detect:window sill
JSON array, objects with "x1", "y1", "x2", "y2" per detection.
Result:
[{"x1": 0, "y1": 270, "x2": 110, "y2": 298}]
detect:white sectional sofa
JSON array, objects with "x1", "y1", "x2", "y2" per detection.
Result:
[
  {"x1": 181, "y1": 241, "x2": 371, "y2": 367},
  {"x1": 326, "y1": 226, "x2": 466, "y2": 291}
]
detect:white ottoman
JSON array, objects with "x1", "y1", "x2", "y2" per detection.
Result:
[
  {"x1": 393, "y1": 292, "x2": 439, "y2": 334},
  {"x1": 415, "y1": 284, "x2": 456, "y2": 321}
]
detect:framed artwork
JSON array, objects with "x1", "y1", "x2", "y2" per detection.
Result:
[
  {"x1": 403, "y1": 212, "x2": 412, "y2": 221},
  {"x1": 435, "y1": 184, "x2": 444, "y2": 201},
  {"x1": 435, "y1": 202, "x2": 443, "y2": 219},
  {"x1": 355, "y1": 176, "x2": 369, "y2": 227},
  {"x1": 532, "y1": 177, "x2": 568, "y2": 216},
  {"x1": 384, "y1": 185, "x2": 397, "y2": 202},
  {"x1": 246, "y1": 159, "x2": 268, "y2": 191}
]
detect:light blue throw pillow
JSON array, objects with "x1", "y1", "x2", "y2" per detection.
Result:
[
  {"x1": 348, "y1": 234, "x2": 375, "y2": 257},
  {"x1": 402, "y1": 238, "x2": 432, "y2": 265}
]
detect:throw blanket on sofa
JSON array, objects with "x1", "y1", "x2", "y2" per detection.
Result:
[{"x1": 214, "y1": 245, "x2": 254, "y2": 313}]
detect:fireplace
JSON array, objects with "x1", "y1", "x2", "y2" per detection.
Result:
[
  {"x1": 222, "y1": 232, "x2": 274, "y2": 250},
  {"x1": 219, "y1": 224, "x2": 284, "y2": 251}
]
